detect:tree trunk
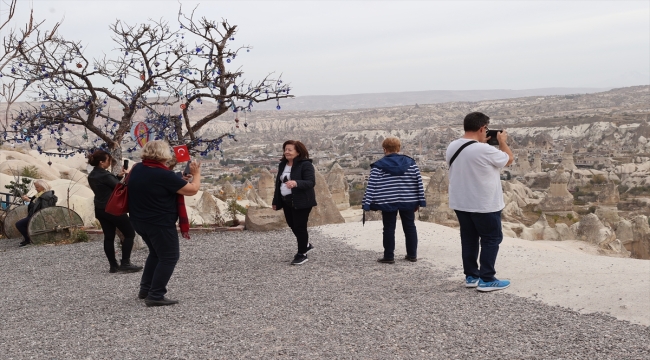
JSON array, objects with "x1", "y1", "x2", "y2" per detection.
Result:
[{"x1": 109, "y1": 139, "x2": 124, "y2": 174}]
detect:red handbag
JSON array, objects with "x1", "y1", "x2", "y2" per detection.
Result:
[{"x1": 105, "y1": 166, "x2": 134, "y2": 216}]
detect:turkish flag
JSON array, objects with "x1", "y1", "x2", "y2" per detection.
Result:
[{"x1": 173, "y1": 145, "x2": 191, "y2": 162}]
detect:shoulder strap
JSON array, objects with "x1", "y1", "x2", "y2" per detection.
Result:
[{"x1": 448, "y1": 141, "x2": 477, "y2": 168}]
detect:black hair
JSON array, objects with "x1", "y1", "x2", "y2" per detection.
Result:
[
  {"x1": 87, "y1": 149, "x2": 112, "y2": 167},
  {"x1": 463, "y1": 112, "x2": 490, "y2": 132}
]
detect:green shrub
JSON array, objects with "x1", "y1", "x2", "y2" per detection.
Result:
[
  {"x1": 4, "y1": 177, "x2": 32, "y2": 198},
  {"x1": 590, "y1": 174, "x2": 607, "y2": 185},
  {"x1": 21, "y1": 165, "x2": 40, "y2": 178},
  {"x1": 71, "y1": 229, "x2": 89, "y2": 243}
]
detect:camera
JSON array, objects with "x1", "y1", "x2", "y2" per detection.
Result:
[{"x1": 486, "y1": 130, "x2": 502, "y2": 146}]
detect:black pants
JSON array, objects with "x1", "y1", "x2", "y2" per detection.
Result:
[
  {"x1": 95, "y1": 207, "x2": 136, "y2": 266},
  {"x1": 454, "y1": 210, "x2": 503, "y2": 282},
  {"x1": 15, "y1": 216, "x2": 32, "y2": 243},
  {"x1": 282, "y1": 196, "x2": 312, "y2": 254},
  {"x1": 131, "y1": 220, "x2": 180, "y2": 300}
]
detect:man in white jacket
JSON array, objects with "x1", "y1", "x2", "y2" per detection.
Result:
[{"x1": 446, "y1": 112, "x2": 514, "y2": 292}]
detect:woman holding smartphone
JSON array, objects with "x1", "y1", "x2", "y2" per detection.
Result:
[{"x1": 88, "y1": 150, "x2": 142, "y2": 273}]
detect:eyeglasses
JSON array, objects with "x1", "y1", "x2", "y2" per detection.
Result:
[{"x1": 485, "y1": 126, "x2": 490, "y2": 133}]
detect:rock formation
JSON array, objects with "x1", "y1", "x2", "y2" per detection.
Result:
[
  {"x1": 195, "y1": 191, "x2": 219, "y2": 224},
  {"x1": 512, "y1": 149, "x2": 531, "y2": 175},
  {"x1": 573, "y1": 213, "x2": 616, "y2": 247},
  {"x1": 597, "y1": 181, "x2": 620, "y2": 205},
  {"x1": 519, "y1": 214, "x2": 564, "y2": 241},
  {"x1": 561, "y1": 144, "x2": 577, "y2": 170},
  {"x1": 308, "y1": 168, "x2": 345, "y2": 226},
  {"x1": 419, "y1": 167, "x2": 457, "y2": 227},
  {"x1": 222, "y1": 181, "x2": 236, "y2": 198},
  {"x1": 326, "y1": 163, "x2": 350, "y2": 210},
  {"x1": 538, "y1": 166, "x2": 574, "y2": 214},
  {"x1": 628, "y1": 216, "x2": 650, "y2": 259},
  {"x1": 501, "y1": 179, "x2": 540, "y2": 221},
  {"x1": 245, "y1": 167, "x2": 344, "y2": 230},
  {"x1": 531, "y1": 152, "x2": 542, "y2": 172},
  {"x1": 242, "y1": 179, "x2": 268, "y2": 207},
  {"x1": 245, "y1": 207, "x2": 287, "y2": 231},
  {"x1": 257, "y1": 168, "x2": 275, "y2": 206}
]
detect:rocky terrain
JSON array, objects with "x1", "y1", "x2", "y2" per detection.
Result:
[{"x1": 2, "y1": 86, "x2": 650, "y2": 260}]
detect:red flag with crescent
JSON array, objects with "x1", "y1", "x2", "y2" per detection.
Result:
[
  {"x1": 133, "y1": 122, "x2": 150, "y2": 148},
  {"x1": 173, "y1": 145, "x2": 191, "y2": 162}
]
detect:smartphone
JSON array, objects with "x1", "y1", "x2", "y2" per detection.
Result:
[
  {"x1": 183, "y1": 161, "x2": 191, "y2": 175},
  {"x1": 123, "y1": 159, "x2": 129, "y2": 170}
]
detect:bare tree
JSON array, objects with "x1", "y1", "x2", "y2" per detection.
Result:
[
  {"x1": 5, "y1": 4, "x2": 292, "y2": 168},
  {"x1": 0, "y1": 0, "x2": 60, "y2": 128}
]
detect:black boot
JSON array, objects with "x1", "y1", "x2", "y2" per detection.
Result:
[
  {"x1": 119, "y1": 260, "x2": 143, "y2": 273},
  {"x1": 109, "y1": 262, "x2": 120, "y2": 273}
]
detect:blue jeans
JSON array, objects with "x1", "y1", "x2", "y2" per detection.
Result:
[
  {"x1": 131, "y1": 220, "x2": 180, "y2": 300},
  {"x1": 381, "y1": 209, "x2": 418, "y2": 260},
  {"x1": 454, "y1": 210, "x2": 503, "y2": 282}
]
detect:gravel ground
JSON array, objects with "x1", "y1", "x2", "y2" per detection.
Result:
[{"x1": 0, "y1": 228, "x2": 648, "y2": 360}]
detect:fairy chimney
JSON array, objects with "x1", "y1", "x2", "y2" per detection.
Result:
[
  {"x1": 419, "y1": 167, "x2": 457, "y2": 227},
  {"x1": 561, "y1": 144, "x2": 577, "y2": 171},
  {"x1": 326, "y1": 163, "x2": 350, "y2": 210},
  {"x1": 538, "y1": 165, "x2": 574, "y2": 214},
  {"x1": 257, "y1": 168, "x2": 275, "y2": 205}
]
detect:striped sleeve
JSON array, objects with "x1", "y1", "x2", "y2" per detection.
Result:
[{"x1": 363, "y1": 165, "x2": 426, "y2": 207}]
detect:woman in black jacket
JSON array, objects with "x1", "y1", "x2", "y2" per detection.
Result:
[
  {"x1": 88, "y1": 150, "x2": 142, "y2": 273},
  {"x1": 272, "y1": 140, "x2": 317, "y2": 265},
  {"x1": 15, "y1": 179, "x2": 58, "y2": 247}
]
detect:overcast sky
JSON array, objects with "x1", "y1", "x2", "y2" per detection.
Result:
[{"x1": 4, "y1": 0, "x2": 650, "y2": 96}]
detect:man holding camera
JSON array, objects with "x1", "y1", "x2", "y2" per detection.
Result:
[{"x1": 446, "y1": 112, "x2": 514, "y2": 292}]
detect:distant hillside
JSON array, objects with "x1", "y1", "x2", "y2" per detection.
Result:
[{"x1": 252, "y1": 87, "x2": 612, "y2": 111}]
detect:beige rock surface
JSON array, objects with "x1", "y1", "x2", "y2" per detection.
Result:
[
  {"x1": 0, "y1": 159, "x2": 60, "y2": 180},
  {"x1": 257, "y1": 168, "x2": 275, "y2": 206},
  {"x1": 538, "y1": 166, "x2": 573, "y2": 213},
  {"x1": 242, "y1": 179, "x2": 268, "y2": 207},
  {"x1": 326, "y1": 163, "x2": 350, "y2": 210},
  {"x1": 629, "y1": 216, "x2": 650, "y2": 259},
  {"x1": 419, "y1": 168, "x2": 457, "y2": 227},
  {"x1": 244, "y1": 207, "x2": 287, "y2": 231},
  {"x1": 308, "y1": 168, "x2": 345, "y2": 226},
  {"x1": 318, "y1": 221, "x2": 650, "y2": 326}
]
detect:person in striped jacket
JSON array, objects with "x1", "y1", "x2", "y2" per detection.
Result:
[{"x1": 362, "y1": 137, "x2": 426, "y2": 263}]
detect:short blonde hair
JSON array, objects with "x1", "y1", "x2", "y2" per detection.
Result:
[
  {"x1": 141, "y1": 140, "x2": 172, "y2": 163},
  {"x1": 382, "y1": 137, "x2": 401, "y2": 153},
  {"x1": 33, "y1": 179, "x2": 51, "y2": 191}
]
